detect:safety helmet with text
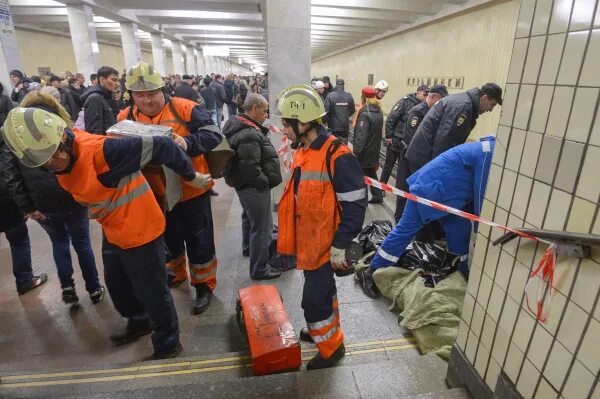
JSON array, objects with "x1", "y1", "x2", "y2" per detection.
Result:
[
  {"x1": 1, "y1": 107, "x2": 67, "y2": 168},
  {"x1": 273, "y1": 84, "x2": 326, "y2": 123},
  {"x1": 374, "y1": 80, "x2": 388, "y2": 92},
  {"x1": 125, "y1": 61, "x2": 164, "y2": 91}
]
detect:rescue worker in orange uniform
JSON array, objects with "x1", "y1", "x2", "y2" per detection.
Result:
[
  {"x1": 2, "y1": 107, "x2": 212, "y2": 359},
  {"x1": 117, "y1": 62, "x2": 222, "y2": 315},
  {"x1": 275, "y1": 85, "x2": 367, "y2": 369}
]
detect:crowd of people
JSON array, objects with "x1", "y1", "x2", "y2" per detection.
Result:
[{"x1": 0, "y1": 60, "x2": 503, "y2": 369}]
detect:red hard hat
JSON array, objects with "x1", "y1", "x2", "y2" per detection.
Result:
[{"x1": 362, "y1": 86, "x2": 377, "y2": 98}]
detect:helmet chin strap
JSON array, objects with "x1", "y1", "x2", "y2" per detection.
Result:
[{"x1": 289, "y1": 120, "x2": 314, "y2": 149}]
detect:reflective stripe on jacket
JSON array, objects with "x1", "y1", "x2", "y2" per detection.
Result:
[
  {"x1": 57, "y1": 132, "x2": 165, "y2": 249},
  {"x1": 277, "y1": 135, "x2": 352, "y2": 270}
]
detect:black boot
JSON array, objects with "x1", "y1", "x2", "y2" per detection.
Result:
[
  {"x1": 110, "y1": 319, "x2": 153, "y2": 345},
  {"x1": 361, "y1": 267, "x2": 380, "y2": 299},
  {"x1": 192, "y1": 283, "x2": 212, "y2": 315},
  {"x1": 306, "y1": 344, "x2": 345, "y2": 370},
  {"x1": 299, "y1": 327, "x2": 314, "y2": 343},
  {"x1": 149, "y1": 342, "x2": 183, "y2": 360}
]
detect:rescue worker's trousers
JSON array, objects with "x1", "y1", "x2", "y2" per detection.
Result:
[
  {"x1": 302, "y1": 262, "x2": 344, "y2": 358},
  {"x1": 165, "y1": 192, "x2": 218, "y2": 290},
  {"x1": 371, "y1": 200, "x2": 471, "y2": 276},
  {"x1": 102, "y1": 234, "x2": 180, "y2": 354}
]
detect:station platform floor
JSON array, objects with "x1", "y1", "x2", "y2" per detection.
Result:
[{"x1": 0, "y1": 178, "x2": 410, "y2": 375}]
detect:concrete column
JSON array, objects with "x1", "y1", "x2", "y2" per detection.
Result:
[
  {"x1": 150, "y1": 33, "x2": 167, "y2": 76},
  {"x1": 261, "y1": 0, "x2": 310, "y2": 112},
  {"x1": 66, "y1": 4, "x2": 100, "y2": 78},
  {"x1": 171, "y1": 41, "x2": 185, "y2": 76},
  {"x1": 194, "y1": 48, "x2": 205, "y2": 76},
  {"x1": 119, "y1": 22, "x2": 142, "y2": 70},
  {"x1": 0, "y1": 0, "x2": 24, "y2": 93},
  {"x1": 185, "y1": 45, "x2": 196, "y2": 76}
]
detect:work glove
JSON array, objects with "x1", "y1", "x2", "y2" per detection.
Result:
[
  {"x1": 188, "y1": 172, "x2": 213, "y2": 189},
  {"x1": 330, "y1": 246, "x2": 348, "y2": 270}
]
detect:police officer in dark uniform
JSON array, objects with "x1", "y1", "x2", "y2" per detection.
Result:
[
  {"x1": 394, "y1": 84, "x2": 448, "y2": 221},
  {"x1": 405, "y1": 82, "x2": 503, "y2": 173},
  {"x1": 324, "y1": 78, "x2": 355, "y2": 144},
  {"x1": 380, "y1": 84, "x2": 429, "y2": 185}
]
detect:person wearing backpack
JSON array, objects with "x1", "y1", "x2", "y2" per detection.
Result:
[{"x1": 222, "y1": 93, "x2": 282, "y2": 280}]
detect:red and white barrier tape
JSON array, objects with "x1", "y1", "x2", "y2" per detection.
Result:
[
  {"x1": 364, "y1": 176, "x2": 557, "y2": 323},
  {"x1": 271, "y1": 124, "x2": 293, "y2": 172}
]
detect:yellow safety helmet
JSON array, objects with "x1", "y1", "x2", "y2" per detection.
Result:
[
  {"x1": 273, "y1": 84, "x2": 326, "y2": 124},
  {"x1": 125, "y1": 61, "x2": 164, "y2": 91},
  {"x1": 1, "y1": 107, "x2": 67, "y2": 168}
]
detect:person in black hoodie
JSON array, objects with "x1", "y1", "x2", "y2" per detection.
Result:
[
  {"x1": 222, "y1": 93, "x2": 282, "y2": 280},
  {"x1": 81, "y1": 66, "x2": 120, "y2": 134},
  {"x1": 9, "y1": 70, "x2": 31, "y2": 104},
  {"x1": 4, "y1": 91, "x2": 104, "y2": 304},
  {"x1": 353, "y1": 86, "x2": 384, "y2": 204}
]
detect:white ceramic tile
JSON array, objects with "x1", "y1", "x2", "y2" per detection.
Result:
[
  {"x1": 563, "y1": 359, "x2": 595, "y2": 399},
  {"x1": 468, "y1": 263, "x2": 482, "y2": 296},
  {"x1": 508, "y1": 261, "x2": 530, "y2": 303},
  {"x1": 535, "y1": 135, "x2": 563, "y2": 184},
  {"x1": 543, "y1": 291, "x2": 567, "y2": 335},
  {"x1": 484, "y1": 239, "x2": 501, "y2": 278},
  {"x1": 576, "y1": 145, "x2": 600, "y2": 202},
  {"x1": 475, "y1": 342, "x2": 491, "y2": 378},
  {"x1": 535, "y1": 378, "x2": 559, "y2": 399},
  {"x1": 521, "y1": 131, "x2": 543, "y2": 176},
  {"x1": 466, "y1": 328, "x2": 479, "y2": 364},
  {"x1": 549, "y1": 0, "x2": 574, "y2": 34},
  {"x1": 580, "y1": 29, "x2": 600, "y2": 87},
  {"x1": 500, "y1": 84, "x2": 519, "y2": 126},
  {"x1": 506, "y1": 128, "x2": 526, "y2": 172},
  {"x1": 505, "y1": 343, "x2": 525, "y2": 382},
  {"x1": 566, "y1": 88, "x2": 599, "y2": 143},
  {"x1": 472, "y1": 302, "x2": 486, "y2": 337},
  {"x1": 557, "y1": 31, "x2": 590, "y2": 85},
  {"x1": 514, "y1": 85, "x2": 536, "y2": 130},
  {"x1": 526, "y1": 181, "x2": 552, "y2": 228},
  {"x1": 481, "y1": 315, "x2": 497, "y2": 350},
  {"x1": 494, "y1": 125, "x2": 510, "y2": 166},
  {"x1": 492, "y1": 326, "x2": 511, "y2": 365},
  {"x1": 532, "y1": 0, "x2": 554, "y2": 35},
  {"x1": 517, "y1": 359, "x2": 540, "y2": 399},
  {"x1": 555, "y1": 140, "x2": 586, "y2": 193},
  {"x1": 570, "y1": 0, "x2": 595, "y2": 31},
  {"x1": 496, "y1": 251, "x2": 515, "y2": 291},
  {"x1": 566, "y1": 197, "x2": 595, "y2": 233},
  {"x1": 508, "y1": 38, "x2": 529, "y2": 83},
  {"x1": 500, "y1": 295, "x2": 521, "y2": 334},
  {"x1": 553, "y1": 256, "x2": 579, "y2": 297},
  {"x1": 596, "y1": 0, "x2": 600, "y2": 28},
  {"x1": 488, "y1": 283, "x2": 507, "y2": 322},
  {"x1": 517, "y1": 0, "x2": 537, "y2": 37},
  {"x1": 471, "y1": 239, "x2": 487, "y2": 270},
  {"x1": 557, "y1": 301, "x2": 589, "y2": 354},
  {"x1": 514, "y1": 310, "x2": 536, "y2": 351},
  {"x1": 571, "y1": 258, "x2": 600, "y2": 313},
  {"x1": 547, "y1": 86, "x2": 575, "y2": 138},
  {"x1": 578, "y1": 318, "x2": 600, "y2": 373},
  {"x1": 485, "y1": 164, "x2": 502, "y2": 203},
  {"x1": 485, "y1": 357, "x2": 502, "y2": 391},
  {"x1": 478, "y1": 270, "x2": 494, "y2": 306},
  {"x1": 505, "y1": 215, "x2": 524, "y2": 256},
  {"x1": 544, "y1": 341, "x2": 573, "y2": 390},
  {"x1": 523, "y1": 36, "x2": 546, "y2": 84},
  {"x1": 462, "y1": 292, "x2": 476, "y2": 325},
  {"x1": 539, "y1": 35, "x2": 567, "y2": 85},
  {"x1": 543, "y1": 188, "x2": 571, "y2": 230},
  {"x1": 516, "y1": 238, "x2": 538, "y2": 266},
  {"x1": 591, "y1": 101, "x2": 600, "y2": 147},
  {"x1": 497, "y1": 169, "x2": 518, "y2": 211},
  {"x1": 457, "y1": 320, "x2": 469, "y2": 350},
  {"x1": 528, "y1": 323, "x2": 553, "y2": 369}
]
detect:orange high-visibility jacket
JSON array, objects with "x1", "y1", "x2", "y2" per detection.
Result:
[
  {"x1": 57, "y1": 131, "x2": 165, "y2": 249},
  {"x1": 118, "y1": 98, "x2": 213, "y2": 201},
  {"x1": 277, "y1": 135, "x2": 351, "y2": 270}
]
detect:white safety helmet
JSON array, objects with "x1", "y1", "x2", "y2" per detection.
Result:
[{"x1": 374, "y1": 80, "x2": 388, "y2": 92}]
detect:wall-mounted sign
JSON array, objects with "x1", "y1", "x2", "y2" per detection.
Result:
[{"x1": 407, "y1": 76, "x2": 464, "y2": 89}]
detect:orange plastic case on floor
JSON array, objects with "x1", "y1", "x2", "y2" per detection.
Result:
[{"x1": 237, "y1": 285, "x2": 301, "y2": 375}]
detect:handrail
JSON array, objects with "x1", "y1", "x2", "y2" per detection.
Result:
[{"x1": 492, "y1": 228, "x2": 600, "y2": 258}]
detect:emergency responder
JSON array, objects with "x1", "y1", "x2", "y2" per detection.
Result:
[
  {"x1": 394, "y1": 84, "x2": 448, "y2": 221},
  {"x1": 2, "y1": 106, "x2": 212, "y2": 359},
  {"x1": 275, "y1": 84, "x2": 367, "y2": 369},
  {"x1": 405, "y1": 82, "x2": 502, "y2": 172},
  {"x1": 380, "y1": 84, "x2": 429, "y2": 185},
  {"x1": 361, "y1": 137, "x2": 495, "y2": 298},
  {"x1": 117, "y1": 62, "x2": 222, "y2": 316},
  {"x1": 374, "y1": 80, "x2": 388, "y2": 100},
  {"x1": 323, "y1": 78, "x2": 355, "y2": 144}
]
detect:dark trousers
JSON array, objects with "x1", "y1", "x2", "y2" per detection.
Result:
[
  {"x1": 394, "y1": 157, "x2": 412, "y2": 222},
  {"x1": 165, "y1": 193, "x2": 217, "y2": 288},
  {"x1": 102, "y1": 234, "x2": 180, "y2": 354},
  {"x1": 38, "y1": 207, "x2": 100, "y2": 292},
  {"x1": 302, "y1": 263, "x2": 337, "y2": 325},
  {"x1": 362, "y1": 167, "x2": 383, "y2": 202},
  {"x1": 226, "y1": 103, "x2": 238, "y2": 119},
  {"x1": 238, "y1": 188, "x2": 273, "y2": 278},
  {"x1": 5, "y1": 222, "x2": 33, "y2": 289},
  {"x1": 380, "y1": 145, "x2": 401, "y2": 184}
]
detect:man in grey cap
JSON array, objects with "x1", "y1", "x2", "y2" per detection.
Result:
[
  {"x1": 381, "y1": 84, "x2": 430, "y2": 185},
  {"x1": 405, "y1": 82, "x2": 502, "y2": 173},
  {"x1": 324, "y1": 78, "x2": 355, "y2": 144},
  {"x1": 394, "y1": 84, "x2": 449, "y2": 221}
]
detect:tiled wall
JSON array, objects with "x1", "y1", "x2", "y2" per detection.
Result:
[{"x1": 456, "y1": 0, "x2": 600, "y2": 397}]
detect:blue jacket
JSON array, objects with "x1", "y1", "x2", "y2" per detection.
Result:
[{"x1": 407, "y1": 136, "x2": 495, "y2": 228}]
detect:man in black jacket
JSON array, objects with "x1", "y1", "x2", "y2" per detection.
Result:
[
  {"x1": 200, "y1": 77, "x2": 218, "y2": 125},
  {"x1": 324, "y1": 78, "x2": 355, "y2": 144},
  {"x1": 380, "y1": 84, "x2": 429, "y2": 184},
  {"x1": 222, "y1": 93, "x2": 282, "y2": 280},
  {"x1": 81, "y1": 66, "x2": 120, "y2": 135},
  {"x1": 173, "y1": 75, "x2": 199, "y2": 102},
  {"x1": 50, "y1": 75, "x2": 80, "y2": 121},
  {"x1": 406, "y1": 82, "x2": 502, "y2": 172},
  {"x1": 210, "y1": 74, "x2": 227, "y2": 129}
]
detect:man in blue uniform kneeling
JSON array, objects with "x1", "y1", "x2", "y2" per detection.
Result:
[{"x1": 361, "y1": 136, "x2": 495, "y2": 298}]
